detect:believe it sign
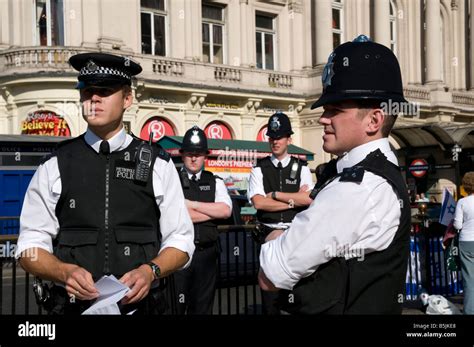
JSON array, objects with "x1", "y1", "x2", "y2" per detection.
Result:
[{"x1": 21, "y1": 111, "x2": 70, "y2": 136}]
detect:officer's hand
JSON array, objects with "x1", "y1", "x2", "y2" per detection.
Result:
[
  {"x1": 63, "y1": 264, "x2": 99, "y2": 301},
  {"x1": 119, "y1": 265, "x2": 153, "y2": 305},
  {"x1": 299, "y1": 184, "x2": 309, "y2": 192}
]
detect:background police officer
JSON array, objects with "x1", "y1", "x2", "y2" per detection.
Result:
[
  {"x1": 16, "y1": 52, "x2": 195, "y2": 314},
  {"x1": 248, "y1": 112, "x2": 313, "y2": 314},
  {"x1": 174, "y1": 126, "x2": 232, "y2": 314},
  {"x1": 258, "y1": 35, "x2": 411, "y2": 314}
]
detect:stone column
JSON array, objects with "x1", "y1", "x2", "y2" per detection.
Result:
[
  {"x1": 314, "y1": 0, "x2": 333, "y2": 65},
  {"x1": 470, "y1": 0, "x2": 474, "y2": 89},
  {"x1": 239, "y1": 0, "x2": 249, "y2": 66},
  {"x1": 425, "y1": 0, "x2": 443, "y2": 84},
  {"x1": 374, "y1": 0, "x2": 391, "y2": 48}
]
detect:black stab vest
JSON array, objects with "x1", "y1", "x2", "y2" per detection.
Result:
[
  {"x1": 278, "y1": 149, "x2": 411, "y2": 315},
  {"x1": 179, "y1": 170, "x2": 219, "y2": 246},
  {"x1": 53, "y1": 135, "x2": 163, "y2": 280},
  {"x1": 256, "y1": 156, "x2": 307, "y2": 224}
]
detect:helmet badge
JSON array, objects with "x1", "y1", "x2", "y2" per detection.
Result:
[
  {"x1": 190, "y1": 130, "x2": 200, "y2": 144},
  {"x1": 270, "y1": 116, "x2": 281, "y2": 131},
  {"x1": 86, "y1": 60, "x2": 98, "y2": 72},
  {"x1": 322, "y1": 52, "x2": 336, "y2": 89}
]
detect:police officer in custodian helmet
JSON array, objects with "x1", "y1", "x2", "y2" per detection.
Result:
[
  {"x1": 259, "y1": 35, "x2": 411, "y2": 314},
  {"x1": 174, "y1": 126, "x2": 232, "y2": 314}
]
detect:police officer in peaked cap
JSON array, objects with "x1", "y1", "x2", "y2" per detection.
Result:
[
  {"x1": 17, "y1": 52, "x2": 195, "y2": 314},
  {"x1": 175, "y1": 125, "x2": 232, "y2": 314},
  {"x1": 259, "y1": 35, "x2": 411, "y2": 314},
  {"x1": 248, "y1": 112, "x2": 313, "y2": 314}
]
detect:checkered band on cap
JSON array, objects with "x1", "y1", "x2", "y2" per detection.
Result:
[{"x1": 79, "y1": 60, "x2": 131, "y2": 80}]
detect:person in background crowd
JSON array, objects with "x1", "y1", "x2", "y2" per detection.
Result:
[
  {"x1": 454, "y1": 172, "x2": 474, "y2": 314},
  {"x1": 248, "y1": 112, "x2": 313, "y2": 314},
  {"x1": 175, "y1": 126, "x2": 232, "y2": 314}
]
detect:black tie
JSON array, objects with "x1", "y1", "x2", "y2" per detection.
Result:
[
  {"x1": 191, "y1": 174, "x2": 197, "y2": 182},
  {"x1": 277, "y1": 162, "x2": 283, "y2": 170},
  {"x1": 99, "y1": 140, "x2": 110, "y2": 155}
]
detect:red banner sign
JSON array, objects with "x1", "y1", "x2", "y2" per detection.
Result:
[
  {"x1": 21, "y1": 111, "x2": 71, "y2": 136},
  {"x1": 204, "y1": 122, "x2": 232, "y2": 140},
  {"x1": 257, "y1": 126, "x2": 269, "y2": 142},
  {"x1": 140, "y1": 117, "x2": 175, "y2": 142}
]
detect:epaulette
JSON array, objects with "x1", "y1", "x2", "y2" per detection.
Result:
[
  {"x1": 154, "y1": 143, "x2": 170, "y2": 162},
  {"x1": 130, "y1": 132, "x2": 171, "y2": 162},
  {"x1": 39, "y1": 152, "x2": 57, "y2": 165},
  {"x1": 299, "y1": 158, "x2": 308, "y2": 166},
  {"x1": 255, "y1": 156, "x2": 271, "y2": 168},
  {"x1": 56, "y1": 135, "x2": 82, "y2": 149},
  {"x1": 339, "y1": 166, "x2": 365, "y2": 183}
]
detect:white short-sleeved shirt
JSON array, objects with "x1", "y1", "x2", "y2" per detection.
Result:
[
  {"x1": 247, "y1": 154, "x2": 313, "y2": 229},
  {"x1": 17, "y1": 128, "x2": 195, "y2": 268},
  {"x1": 454, "y1": 195, "x2": 474, "y2": 241},
  {"x1": 259, "y1": 138, "x2": 402, "y2": 290}
]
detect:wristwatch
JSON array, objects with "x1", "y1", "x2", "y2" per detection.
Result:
[
  {"x1": 272, "y1": 191, "x2": 277, "y2": 200},
  {"x1": 146, "y1": 262, "x2": 161, "y2": 280},
  {"x1": 288, "y1": 199, "x2": 295, "y2": 209}
]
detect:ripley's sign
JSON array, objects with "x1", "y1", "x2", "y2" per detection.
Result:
[{"x1": 21, "y1": 111, "x2": 71, "y2": 136}]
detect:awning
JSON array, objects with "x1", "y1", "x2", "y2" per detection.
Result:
[
  {"x1": 158, "y1": 136, "x2": 315, "y2": 161},
  {"x1": 390, "y1": 123, "x2": 474, "y2": 150}
]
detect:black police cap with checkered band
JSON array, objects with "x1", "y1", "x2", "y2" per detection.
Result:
[{"x1": 69, "y1": 52, "x2": 142, "y2": 89}]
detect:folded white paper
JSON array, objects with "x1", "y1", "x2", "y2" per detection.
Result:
[{"x1": 82, "y1": 275, "x2": 130, "y2": 315}]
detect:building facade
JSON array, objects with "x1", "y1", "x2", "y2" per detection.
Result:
[{"x1": 0, "y1": 0, "x2": 473, "y2": 196}]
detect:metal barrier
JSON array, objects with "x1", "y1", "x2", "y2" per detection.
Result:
[
  {"x1": 0, "y1": 222, "x2": 464, "y2": 315},
  {"x1": 405, "y1": 221, "x2": 463, "y2": 301},
  {"x1": 215, "y1": 225, "x2": 261, "y2": 314},
  {"x1": 0, "y1": 234, "x2": 42, "y2": 315}
]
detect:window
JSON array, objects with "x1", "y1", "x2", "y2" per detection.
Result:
[
  {"x1": 35, "y1": 0, "x2": 64, "y2": 46},
  {"x1": 389, "y1": 0, "x2": 397, "y2": 52},
  {"x1": 202, "y1": 4, "x2": 225, "y2": 64},
  {"x1": 255, "y1": 13, "x2": 275, "y2": 70},
  {"x1": 332, "y1": 0, "x2": 343, "y2": 49},
  {"x1": 141, "y1": 0, "x2": 167, "y2": 56}
]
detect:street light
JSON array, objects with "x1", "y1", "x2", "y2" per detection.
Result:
[{"x1": 452, "y1": 143, "x2": 462, "y2": 199}]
